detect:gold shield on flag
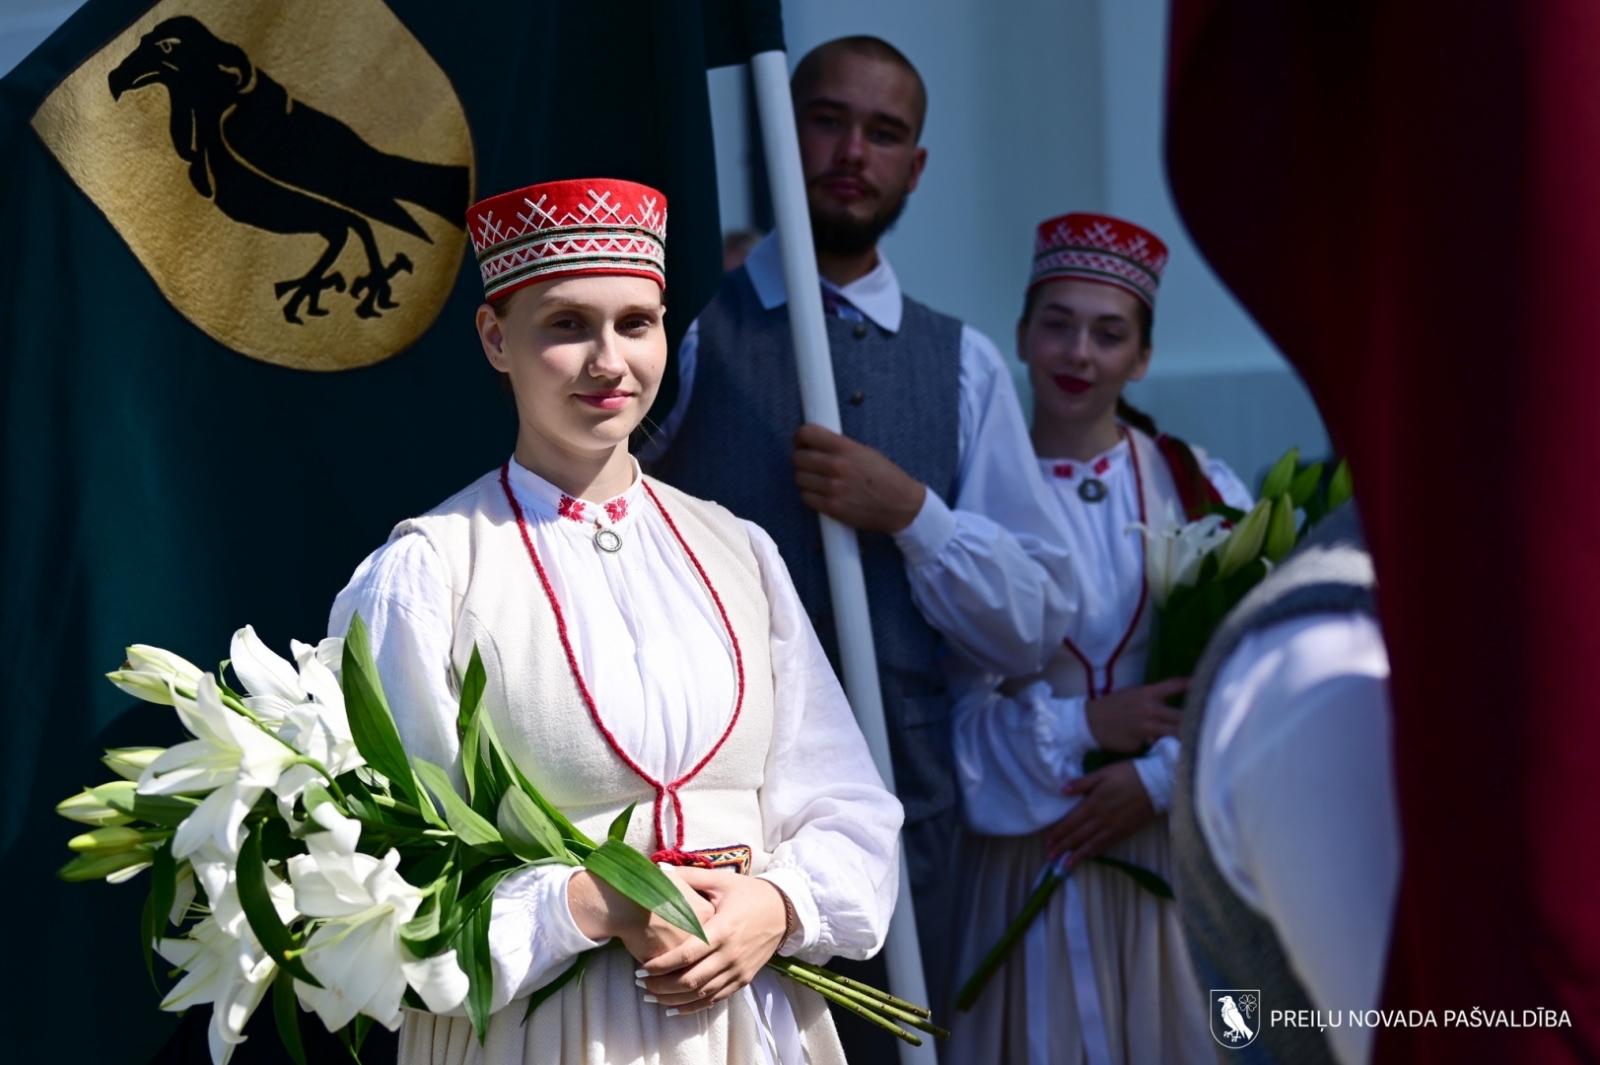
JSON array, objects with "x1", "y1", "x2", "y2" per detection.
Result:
[{"x1": 31, "y1": 0, "x2": 475, "y2": 372}]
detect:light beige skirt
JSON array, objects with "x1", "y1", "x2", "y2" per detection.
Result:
[
  {"x1": 400, "y1": 946, "x2": 845, "y2": 1065},
  {"x1": 947, "y1": 819, "x2": 1212, "y2": 1064}
]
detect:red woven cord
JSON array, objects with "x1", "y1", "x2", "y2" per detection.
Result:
[
  {"x1": 1061, "y1": 427, "x2": 1151, "y2": 698},
  {"x1": 499, "y1": 465, "x2": 745, "y2": 854},
  {"x1": 650, "y1": 848, "x2": 716, "y2": 868},
  {"x1": 641, "y1": 481, "x2": 747, "y2": 831},
  {"x1": 1102, "y1": 427, "x2": 1150, "y2": 693}
]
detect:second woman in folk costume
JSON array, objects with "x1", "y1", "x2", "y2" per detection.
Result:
[
  {"x1": 947, "y1": 213, "x2": 1252, "y2": 1063},
  {"x1": 329, "y1": 179, "x2": 901, "y2": 1065}
]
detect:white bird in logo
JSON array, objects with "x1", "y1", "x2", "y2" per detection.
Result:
[{"x1": 1219, "y1": 996, "x2": 1255, "y2": 1042}]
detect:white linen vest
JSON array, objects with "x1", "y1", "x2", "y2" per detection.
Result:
[{"x1": 389, "y1": 469, "x2": 776, "y2": 865}]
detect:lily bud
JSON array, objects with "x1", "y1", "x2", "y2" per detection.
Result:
[
  {"x1": 108, "y1": 645, "x2": 203, "y2": 706},
  {"x1": 56, "y1": 786, "x2": 135, "y2": 827},
  {"x1": 102, "y1": 747, "x2": 166, "y2": 781},
  {"x1": 1264, "y1": 495, "x2": 1298, "y2": 563},
  {"x1": 1217, "y1": 500, "x2": 1272, "y2": 577},
  {"x1": 68, "y1": 826, "x2": 147, "y2": 854},
  {"x1": 126, "y1": 645, "x2": 204, "y2": 683},
  {"x1": 107, "y1": 668, "x2": 177, "y2": 706},
  {"x1": 57, "y1": 845, "x2": 156, "y2": 882}
]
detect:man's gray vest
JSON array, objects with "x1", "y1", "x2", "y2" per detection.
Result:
[
  {"x1": 660, "y1": 267, "x2": 964, "y2": 831},
  {"x1": 1171, "y1": 505, "x2": 1376, "y2": 1065}
]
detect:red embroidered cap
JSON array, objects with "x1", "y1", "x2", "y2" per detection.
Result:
[
  {"x1": 1029, "y1": 212, "x2": 1170, "y2": 310},
  {"x1": 468, "y1": 178, "x2": 667, "y2": 302}
]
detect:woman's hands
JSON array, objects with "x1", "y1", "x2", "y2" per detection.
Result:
[
  {"x1": 1044, "y1": 760, "x2": 1156, "y2": 866},
  {"x1": 635, "y1": 867, "x2": 789, "y2": 1015},
  {"x1": 1084, "y1": 677, "x2": 1188, "y2": 753},
  {"x1": 567, "y1": 864, "x2": 716, "y2": 964}
]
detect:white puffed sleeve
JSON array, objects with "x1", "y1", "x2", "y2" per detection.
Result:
[
  {"x1": 328, "y1": 535, "x2": 600, "y2": 1009},
  {"x1": 951, "y1": 671, "x2": 1099, "y2": 836},
  {"x1": 742, "y1": 521, "x2": 905, "y2": 964},
  {"x1": 892, "y1": 328, "x2": 1079, "y2": 677}
]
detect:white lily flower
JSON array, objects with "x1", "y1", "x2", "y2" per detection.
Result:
[
  {"x1": 156, "y1": 915, "x2": 276, "y2": 1065},
  {"x1": 140, "y1": 675, "x2": 298, "y2": 860},
  {"x1": 228, "y1": 628, "x2": 363, "y2": 812},
  {"x1": 289, "y1": 805, "x2": 469, "y2": 1030},
  {"x1": 1131, "y1": 502, "x2": 1232, "y2": 609},
  {"x1": 108, "y1": 645, "x2": 205, "y2": 706}
]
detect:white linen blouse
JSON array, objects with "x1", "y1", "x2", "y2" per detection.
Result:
[
  {"x1": 953, "y1": 437, "x2": 1252, "y2": 834},
  {"x1": 328, "y1": 458, "x2": 903, "y2": 1015}
]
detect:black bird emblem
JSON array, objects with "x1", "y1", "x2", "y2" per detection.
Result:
[{"x1": 108, "y1": 16, "x2": 470, "y2": 324}]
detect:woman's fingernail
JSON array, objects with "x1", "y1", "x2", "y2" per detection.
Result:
[
  {"x1": 635, "y1": 978, "x2": 647, "y2": 989},
  {"x1": 643, "y1": 994, "x2": 658, "y2": 1003},
  {"x1": 665, "y1": 1007, "x2": 681, "y2": 1017},
  {"x1": 635, "y1": 968, "x2": 650, "y2": 978}
]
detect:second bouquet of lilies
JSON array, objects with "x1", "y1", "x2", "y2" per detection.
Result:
[
  {"x1": 60, "y1": 617, "x2": 940, "y2": 1065},
  {"x1": 955, "y1": 448, "x2": 1352, "y2": 1012}
]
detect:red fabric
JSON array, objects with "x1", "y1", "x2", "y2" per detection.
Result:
[
  {"x1": 499, "y1": 466, "x2": 746, "y2": 855},
  {"x1": 468, "y1": 177, "x2": 668, "y2": 299},
  {"x1": 1154, "y1": 432, "x2": 1227, "y2": 520},
  {"x1": 1166, "y1": 2, "x2": 1600, "y2": 1059}
]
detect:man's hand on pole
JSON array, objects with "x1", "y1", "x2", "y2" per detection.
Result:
[{"x1": 791, "y1": 423, "x2": 927, "y2": 533}]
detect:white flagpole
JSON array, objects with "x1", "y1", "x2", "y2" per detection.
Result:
[{"x1": 748, "y1": 49, "x2": 939, "y2": 1065}]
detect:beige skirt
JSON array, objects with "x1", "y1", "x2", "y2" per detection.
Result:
[
  {"x1": 400, "y1": 946, "x2": 846, "y2": 1065},
  {"x1": 947, "y1": 819, "x2": 1212, "y2": 1064}
]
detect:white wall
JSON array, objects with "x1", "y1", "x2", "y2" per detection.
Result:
[{"x1": 709, "y1": 0, "x2": 1330, "y2": 484}]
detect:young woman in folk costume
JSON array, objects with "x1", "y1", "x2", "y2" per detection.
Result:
[
  {"x1": 947, "y1": 213, "x2": 1253, "y2": 1064},
  {"x1": 329, "y1": 179, "x2": 901, "y2": 1065}
]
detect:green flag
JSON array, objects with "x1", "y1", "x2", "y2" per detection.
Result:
[{"x1": 0, "y1": 1, "x2": 779, "y2": 1060}]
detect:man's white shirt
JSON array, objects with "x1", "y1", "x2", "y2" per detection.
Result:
[
  {"x1": 1196, "y1": 611, "x2": 1400, "y2": 1065},
  {"x1": 647, "y1": 232, "x2": 1077, "y2": 676}
]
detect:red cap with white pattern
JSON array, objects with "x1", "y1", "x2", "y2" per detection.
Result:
[
  {"x1": 1029, "y1": 212, "x2": 1170, "y2": 310},
  {"x1": 468, "y1": 178, "x2": 667, "y2": 302}
]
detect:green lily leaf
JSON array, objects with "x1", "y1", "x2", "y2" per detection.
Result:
[
  {"x1": 522, "y1": 950, "x2": 589, "y2": 1024},
  {"x1": 1289, "y1": 462, "x2": 1324, "y2": 509},
  {"x1": 451, "y1": 867, "x2": 516, "y2": 1043},
  {"x1": 273, "y1": 969, "x2": 308, "y2": 1065},
  {"x1": 237, "y1": 823, "x2": 321, "y2": 988},
  {"x1": 1260, "y1": 448, "x2": 1300, "y2": 500},
  {"x1": 141, "y1": 842, "x2": 177, "y2": 983},
  {"x1": 341, "y1": 613, "x2": 427, "y2": 813},
  {"x1": 583, "y1": 839, "x2": 706, "y2": 941},
  {"x1": 1088, "y1": 855, "x2": 1174, "y2": 898},
  {"x1": 497, "y1": 787, "x2": 571, "y2": 864},
  {"x1": 480, "y1": 716, "x2": 594, "y2": 849},
  {"x1": 1328, "y1": 458, "x2": 1354, "y2": 511},
  {"x1": 608, "y1": 802, "x2": 637, "y2": 844},
  {"x1": 457, "y1": 646, "x2": 488, "y2": 805},
  {"x1": 413, "y1": 759, "x2": 507, "y2": 855},
  {"x1": 401, "y1": 863, "x2": 464, "y2": 959}
]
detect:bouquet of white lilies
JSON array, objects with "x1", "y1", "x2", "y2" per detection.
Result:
[
  {"x1": 1136, "y1": 448, "x2": 1352, "y2": 685},
  {"x1": 61, "y1": 617, "x2": 941, "y2": 1064}
]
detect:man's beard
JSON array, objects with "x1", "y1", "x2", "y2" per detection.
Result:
[{"x1": 808, "y1": 181, "x2": 911, "y2": 258}]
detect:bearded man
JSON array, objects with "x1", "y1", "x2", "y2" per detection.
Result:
[{"x1": 652, "y1": 36, "x2": 1075, "y2": 1053}]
